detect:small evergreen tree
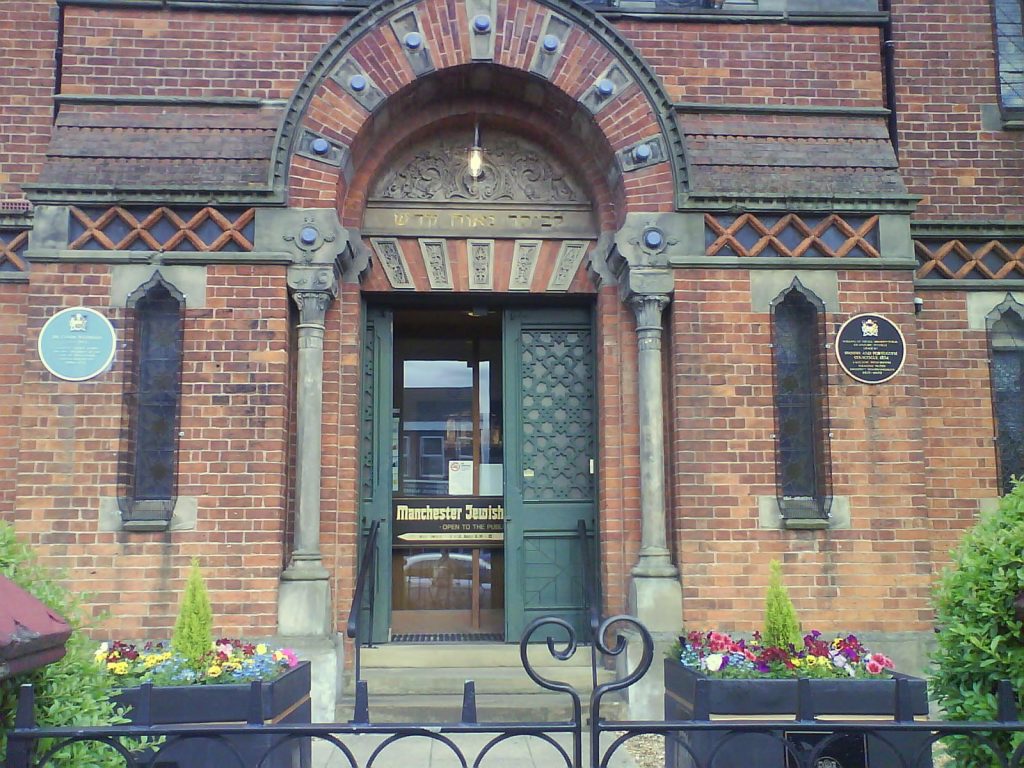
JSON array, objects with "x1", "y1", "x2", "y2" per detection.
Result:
[
  {"x1": 171, "y1": 558, "x2": 213, "y2": 673},
  {"x1": 931, "y1": 481, "x2": 1024, "y2": 767},
  {"x1": 762, "y1": 559, "x2": 801, "y2": 649}
]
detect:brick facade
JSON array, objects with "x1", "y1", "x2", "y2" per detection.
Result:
[{"x1": 0, "y1": 0, "x2": 1021, "y2": 667}]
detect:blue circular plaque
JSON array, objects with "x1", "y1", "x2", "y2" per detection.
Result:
[{"x1": 38, "y1": 307, "x2": 117, "y2": 381}]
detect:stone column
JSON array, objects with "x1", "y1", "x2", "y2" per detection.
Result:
[
  {"x1": 279, "y1": 264, "x2": 339, "y2": 637},
  {"x1": 627, "y1": 292, "x2": 678, "y2": 579}
]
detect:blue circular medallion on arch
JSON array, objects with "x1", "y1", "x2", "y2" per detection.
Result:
[{"x1": 37, "y1": 307, "x2": 117, "y2": 382}]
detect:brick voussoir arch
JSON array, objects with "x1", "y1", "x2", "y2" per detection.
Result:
[{"x1": 271, "y1": 0, "x2": 688, "y2": 208}]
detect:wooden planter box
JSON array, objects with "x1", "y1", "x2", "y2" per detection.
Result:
[
  {"x1": 664, "y1": 659, "x2": 932, "y2": 768},
  {"x1": 113, "y1": 660, "x2": 311, "y2": 768}
]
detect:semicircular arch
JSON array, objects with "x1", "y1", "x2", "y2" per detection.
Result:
[{"x1": 272, "y1": 0, "x2": 687, "y2": 218}]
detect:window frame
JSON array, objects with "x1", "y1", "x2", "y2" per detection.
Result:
[
  {"x1": 987, "y1": 294, "x2": 1024, "y2": 494},
  {"x1": 769, "y1": 279, "x2": 833, "y2": 522},
  {"x1": 117, "y1": 272, "x2": 186, "y2": 530}
]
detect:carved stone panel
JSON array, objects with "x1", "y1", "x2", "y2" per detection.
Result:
[
  {"x1": 418, "y1": 238, "x2": 453, "y2": 290},
  {"x1": 467, "y1": 239, "x2": 494, "y2": 290},
  {"x1": 509, "y1": 239, "x2": 542, "y2": 291},
  {"x1": 369, "y1": 130, "x2": 588, "y2": 205},
  {"x1": 547, "y1": 240, "x2": 588, "y2": 291},
  {"x1": 370, "y1": 237, "x2": 415, "y2": 290}
]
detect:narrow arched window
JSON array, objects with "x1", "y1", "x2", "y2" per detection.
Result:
[
  {"x1": 770, "y1": 280, "x2": 831, "y2": 520},
  {"x1": 119, "y1": 273, "x2": 185, "y2": 529},
  {"x1": 988, "y1": 295, "x2": 1024, "y2": 494}
]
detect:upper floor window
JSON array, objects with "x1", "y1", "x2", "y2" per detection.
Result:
[
  {"x1": 994, "y1": 0, "x2": 1024, "y2": 117},
  {"x1": 988, "y1": 295, "x2": 1024, "y2": 494},
  {"x1": 118, "y1": 273, "x2": 185, "y2": 530},
  {"x1": 770, "y1": 280, "x2": 832, "y2": 521}
]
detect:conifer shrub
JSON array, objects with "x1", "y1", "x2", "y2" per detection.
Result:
[
  {"x1": 763, "y1": 559, "x2": 802, "y2": 650},
  {"x1": 171, "y1": 558, "x2": 214, "y2": 673},
  {"x1": 931, "y1": 481, "x2": 1024, "y2": 767},
  {"x1": 0, "y1": 521, "x2": 128, "y2": 767}
]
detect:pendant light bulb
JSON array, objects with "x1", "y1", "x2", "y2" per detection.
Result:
[{"x1": 468, "y1": 123, "x2": 484, "y2": 179}]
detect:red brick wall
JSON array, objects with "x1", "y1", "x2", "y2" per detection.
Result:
[
  {"x1": 11, "y1": 263, "x2": 291, "y2": 639},
  {"x1": 0, "y1": 0, "x2": 56, "y2": 197},
  {"x1": 0, "y1": 286, "x2": 28, "y2": 518},
  {"x1": 618, "y1": 22, "x2": 884, "y2": 106},
  {"x1": 670, "y1": 269, "x2": 933, "y2": 634},
  {"x1": 892, "y1": 0, "x2": 1024, "y2": 219},
  {"x1": 915, "y1": 291, "x2": 1000, "y2": 571},
  {"x1": 60, "y1": 8, "x2": 348, "y2": 100}
]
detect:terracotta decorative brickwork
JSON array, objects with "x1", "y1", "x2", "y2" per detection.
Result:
[
  {"x1": 915, "y1": 236, "x2": 1024, "y2": 280},
  {"x1": 68, "y1": 207, "x2": 255, "y2": 252},
  {"x1": 0, "y1": 230, "x2": 29, "y2": 272},
  {"x1": 705, "y1": 213, "x2": 881, "y2": 259}
]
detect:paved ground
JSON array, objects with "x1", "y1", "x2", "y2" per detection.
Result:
[{"x1": 312, "y1": 730, "x2": 649, "y2": 767}]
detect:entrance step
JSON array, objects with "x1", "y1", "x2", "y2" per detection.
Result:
[{"x1": 341, "y1": 643, "x2": 624, "y2": 723}]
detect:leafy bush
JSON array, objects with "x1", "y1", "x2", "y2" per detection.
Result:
[
  {"x1": 171, "y1": 558, "x2": 213, "y2": 673},
  {"x1": 762, "y1": 559, "x2": 801, "y2": 650},
  {"x1": 931, "y1": 481, "x2": 1024, "y2": 767},
  {"x1": 0, "y1": 521, "x2": 128, "y2": 767}
]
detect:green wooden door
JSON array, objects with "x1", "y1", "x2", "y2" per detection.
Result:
[
  {"x1": 358, "y1": 305, "x2": 393, "y2": 644},
  {"x1": 503, "y1": 308, "x2": 598, "y2": 642}
]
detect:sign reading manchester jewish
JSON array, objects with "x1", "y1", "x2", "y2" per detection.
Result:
[
  {"x1": 37, "y1": 307, "x2": 117, "y2": 382},
  {"x1": 835, "y1": 313, "x2": 906, "y2": 384},
  {"x1": 393, "y1": 497, "x2": 504, "y2": 544}
]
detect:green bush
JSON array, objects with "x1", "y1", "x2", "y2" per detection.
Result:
[
  {"x1": 931, "y1": 481, "x2": 1024, "y2": 767},
  {"x1": 171, "y1": 558, "x2": 213, "y2": 673},
  {"x1": 762, "y1": 559, "x2": 801, "y2": 650},
  {"x1": 0, "y1": 521, "x2": 129, "y2": 767}
]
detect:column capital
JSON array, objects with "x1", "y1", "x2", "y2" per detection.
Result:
[
  {"x1": 627, "y1": 292, "x2": 670, "y2": 330},
  {"x1": 288, "y1": 264, "x2": 340, "y2": 326}
]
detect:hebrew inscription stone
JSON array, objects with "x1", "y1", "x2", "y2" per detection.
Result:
[
  {"x1": 835, "y1": 313, "x2": 906, "y2": 384},
  {"x1": 38, "y1": 306, "x2": 117, "y2": 381}
]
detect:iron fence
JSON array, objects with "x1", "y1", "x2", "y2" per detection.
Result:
[{"x1": 6, "y1": 614, "x2": 1024, "y2": 768}]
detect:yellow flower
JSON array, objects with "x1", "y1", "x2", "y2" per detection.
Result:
[
  {"x1": 207, "y1": 665, "x2": 222, "y2": 678},
  {"x1": 256, "y1": 644, "x2": 268, "y2": 655},
  {"x1": 108, "y1": 661, "x2": 130, "y2": 675},
  {"x1": 791, "y1": 658, "x2": 802, "y2": 668}
]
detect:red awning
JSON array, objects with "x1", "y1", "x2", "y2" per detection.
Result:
[{"x1": 0, "y1": 575, "x2": 71, "y2": 679}]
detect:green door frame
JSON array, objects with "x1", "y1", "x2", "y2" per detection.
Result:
[
  {"x1": 358, "y1": 303, "x2": 599, "y2": 644},
  {"x1": 358, "y1": 305, "x2": 394, "y2": 644}
]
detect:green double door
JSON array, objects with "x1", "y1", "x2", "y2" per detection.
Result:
[{"x1": 358, "y1": 305, "x2": 597, "y2": 643}]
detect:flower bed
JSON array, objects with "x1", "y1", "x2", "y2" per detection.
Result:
[{"x1": 664, "y1": 632, "x2": 931, "y2": 768}]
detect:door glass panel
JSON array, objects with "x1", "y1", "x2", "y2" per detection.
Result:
[{"x1": 390, "y1": 309, "x2": 504, "y2": 635}]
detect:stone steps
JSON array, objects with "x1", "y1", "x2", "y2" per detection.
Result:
[{"x1": 340, "y1": 643, "x2": 623, "y2": 723}]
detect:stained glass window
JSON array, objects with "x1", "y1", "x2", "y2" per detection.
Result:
[
  {"x1": 119, "y1": 275, "x2": 184, "y2": 526},
  {"x1": 989, "y1": 301, "x2": 1024, "y2": 494},
  {"x1": 771, "y1": 283, "x2": 831, "y2": 518}
]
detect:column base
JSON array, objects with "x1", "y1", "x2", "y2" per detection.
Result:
[
  {"x1": 282, "y1": 553, "x2": 330, "y2": 581},
  {"x1": 629, "y1": 574, "x2": 683, "y2": 633},
  {"x1": 277, "y1": 577, "x2": 333, "y2": 637},
  {"x1": 631, "y1": 547, "x2": 679, "y2": 578}
]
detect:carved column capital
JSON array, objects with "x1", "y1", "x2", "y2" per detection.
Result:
[
  {"x1": 288, "y1": 263, "x2": 339, "y2": 327},
  {"x1": 628, "y1": 293, "x2": 670, "y2": 351}
]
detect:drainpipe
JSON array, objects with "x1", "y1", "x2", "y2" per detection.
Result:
[
  {"x1": 53, "y1": 2, "x2": 65, "y2": 123},
  {"x1": 880, "y1": 0, "x2": 899, "y2": 157}
]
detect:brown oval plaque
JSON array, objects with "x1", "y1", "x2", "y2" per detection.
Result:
[{"x1": 835, "y1": 313, "x2": 906, "y2": 384}]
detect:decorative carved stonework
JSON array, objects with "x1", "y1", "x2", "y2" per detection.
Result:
[
  {"x1": 370, "y1": 131, "x2": 587, "y2": 205},
  {"x1": 628, "y1": 293, "x2": 670, "y2": 352},
  {"x1": 509, "y1": 239, "x2": 542, "y2": 290},
  {"x1": 468, "y1": 239, "x2": 494, "y2": 290},
  {"x1": 547, "y1": 240, "x2": 588, "y2": 291}
]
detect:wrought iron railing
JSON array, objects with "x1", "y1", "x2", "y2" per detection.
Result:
[
  {"x1": 7, "y1": 613, "x2": 1024, "y2": 768},
  {"x1": 346, "y1": 517, "x2": 380, "y2": 709}
]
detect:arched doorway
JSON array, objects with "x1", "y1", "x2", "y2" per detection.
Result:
[{"x1": 354, "y1": 105, "x2": 604, "y2": 642}]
